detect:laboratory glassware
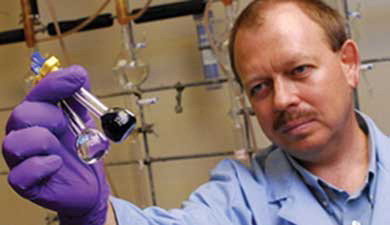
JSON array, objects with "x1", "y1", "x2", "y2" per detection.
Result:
[
  {"x1": 31, "y1": 52, "x2": 137, "y2": 143},
  {"x1": 112, "y1": 22, "x2": 149, "y2": 91},
  {"x1": 206, "y1": 0, "x2": 249, "y2": 156},
  {"x1": 61, "y1": 101, "x2": 110, "y2": 164},
  {"x1": 31, "y1": 52, "x2": 110, "y2": 164}
]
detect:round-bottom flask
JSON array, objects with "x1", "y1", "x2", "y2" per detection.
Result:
[
  {"x1": 112, "y1": 23, "x2": 149, "y2": 91},
  {"x1": 76, "y1": 128, "x2": 110, "y2": 164},
  {"x1": 113, "y1": 57, "x2": 149, "y2": 91}
]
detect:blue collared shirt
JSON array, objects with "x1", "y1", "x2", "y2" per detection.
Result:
[
  {"x1": 286, "y1": 113, "x2": 378, "y2": 225},
  {"x1": 111, "y1": 112, "x2": 389, "y2": 225}
]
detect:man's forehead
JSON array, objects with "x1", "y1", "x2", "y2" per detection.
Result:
[
  {"x1": 234, "y1": 2, "x2": 330, "y2": 60},
  {"x1": 257, "y1": 3, "x2": 325, "y2": 36}
]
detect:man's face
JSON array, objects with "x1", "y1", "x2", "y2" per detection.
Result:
[{"x1": 234, "y1": 3, "x2": 359, "y2": 160}]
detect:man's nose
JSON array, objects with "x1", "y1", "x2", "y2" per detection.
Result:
[{"x1": 272, "y1": 78, "x2": 299, "y2": 112}]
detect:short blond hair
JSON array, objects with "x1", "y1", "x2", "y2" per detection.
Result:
[{"x1": 229, "y1": 0, "x2": 347, "y2": 84}]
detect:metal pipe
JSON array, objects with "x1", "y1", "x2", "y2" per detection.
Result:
[
  {"x1": 103, "y1": 150, "x2": 238, "y2": 167},
  {"x1": 93, "y1": 78, "x2": 229, "y2": 100},
  {"x1": 341, "y1": 0, "x2": 360, "y2": 110},
  {"x1": 361, "y1": 57, "x2": 390, "y2": 64},
  {"x1": 115, "y1": 0, "x2": 129, "y2": 25},
  {"x1": 47, "y1": 14, "x2": 114, "y2": 35},
  {"x1": 0, "y1": 171, "x2": 8, "y2": 176},
  {"x1": 132, "y1": 0, "x2": 205, "y2": 24},
  {"x1": 342, "y1": 0, "x2": 352, "y2": 38},
  {"x1": 105, "y1": 160, "x2": 139, "y2": 167},
  {"x1": 29, "y1": 0, "x2": 39, "y2": 16},
  {"x1": 21, "y1": 0, "x2": 36, "y2": 48},
  {"x1": 150, "y1": 151, "x2": 235, "y2": 163},
  {"x1": 139, "y1": 78, "x2": 228, "y2": 93},
  {"x1": 0, "y1": 78, "x2": 228, "y2": 113},
  {"x1": 138, "y1": 100, "x2": 157, "y2": 205},
  {"x1": 0, "y1": 150, "x2": 252, "y2": 176}
]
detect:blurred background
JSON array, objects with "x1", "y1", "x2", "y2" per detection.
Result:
[{"x1": 0, "y1": 0, "x2": 389, "y2": 224}]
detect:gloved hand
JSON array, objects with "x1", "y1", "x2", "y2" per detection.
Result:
[{"x1": 2, "y1": 66, "x2": 110, "y2": 225}]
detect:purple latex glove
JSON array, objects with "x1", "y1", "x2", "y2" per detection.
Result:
[{"x1": 2, "y1": 66, "x2": 110, "y2": 225}]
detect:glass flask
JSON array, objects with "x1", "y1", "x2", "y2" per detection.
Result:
[{"x1": 113, "y1": 23, "x2": 149, "y2": 91}]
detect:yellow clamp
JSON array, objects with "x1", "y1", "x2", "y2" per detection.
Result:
[{"x1": 31, "y1": 56, "x2": 61, "y2": 85}]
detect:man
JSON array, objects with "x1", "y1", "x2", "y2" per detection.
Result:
[{"x1": 3, "y1": 0, "x2": 390, "y2": 224}]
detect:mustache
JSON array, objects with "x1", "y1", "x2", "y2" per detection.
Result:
[{"x1": 273, "y1": 108, "x2": 318, "y2": 131}]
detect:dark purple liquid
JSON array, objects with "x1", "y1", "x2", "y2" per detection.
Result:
[{"x1": 101, "y1": 107, "x2": 137, "y2": 143}]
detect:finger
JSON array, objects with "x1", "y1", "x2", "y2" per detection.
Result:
[
  {"x1": 26, "y1": 65, "x2": 89, "y2": 104},
  {"x1": 8, "y1": 155, "x2": 63, "y2": 199},
  {"x1": 2, "y1": 127, "x2": 63, "y2": 169},
  {"x1": 27, "y1": 64, "x2": 92, "y2": 123},
  {"x1": 5, "y1": 101, "x2": 67, "y2": 135}
]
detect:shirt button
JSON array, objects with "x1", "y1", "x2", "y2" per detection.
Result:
[{"x1": 352, "y1": 220, "x2": 361, "y2": 225}]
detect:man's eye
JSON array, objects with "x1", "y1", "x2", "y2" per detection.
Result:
[
  {"x1": 249, "y1": 83, "x2": 268, "y2": 97},
  {"x1": 291, "y1": 65, "x2": 311, "y2": 76}
]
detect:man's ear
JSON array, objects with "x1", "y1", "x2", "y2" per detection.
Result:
[{"x1": 339, "y1": 39, "x2": 360, "y2": 88}]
